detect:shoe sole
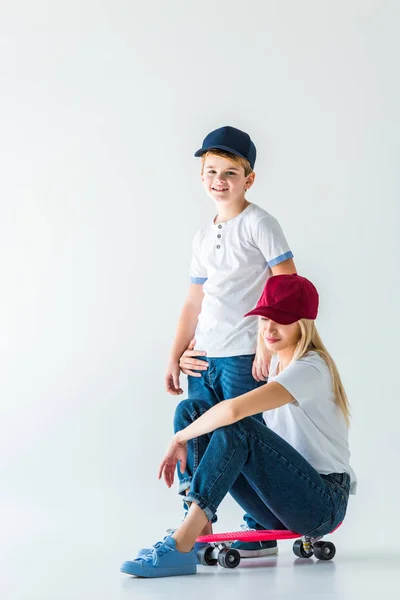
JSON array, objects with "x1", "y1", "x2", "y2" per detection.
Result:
[
  {"x1": 121, "y1": 562, "x2": 197, "y2": 578},
  {"x1": 237, "y1": 547, "x2": 279, "y2": 558}
]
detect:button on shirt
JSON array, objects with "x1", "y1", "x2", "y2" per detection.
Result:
[{"x1": 190, "y1": 203, "x2": 293, "y2": 357}]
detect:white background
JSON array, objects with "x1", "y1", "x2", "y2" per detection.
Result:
[{"x1": 1, "y1": 1, "x2": 399, "y2": 598}]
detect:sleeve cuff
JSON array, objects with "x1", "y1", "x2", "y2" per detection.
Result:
[{"x1": 268, "y1": 250, "x2": 294, "y2": 267}]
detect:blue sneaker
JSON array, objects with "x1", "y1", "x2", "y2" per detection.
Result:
[
  {"x1": 231, "y1": 539, "x2": 278, "y2": 557},
  {"x1": 136, "y1": 529, "x2": 176, "y2": 558},
  {"x1": 231, "y1": 526, "x2": 278, "y2": 558},
  {"x1": 136, "y1": 529, "x2": 209, "y2": 563},
  {"x1": 120, "y1": 535, "x2": 197, "y2": 578}
]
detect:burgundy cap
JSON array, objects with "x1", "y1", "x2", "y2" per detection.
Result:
[{"x1": 244, "y1": 274, "x2": 319, "y2": 324}]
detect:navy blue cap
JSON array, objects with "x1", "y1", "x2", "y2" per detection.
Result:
[{"x1": 194, "y1": 126, "x2": 256, "y2": 170}]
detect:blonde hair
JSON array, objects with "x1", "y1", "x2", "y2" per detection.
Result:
[
  {"x1": 200, "y1": 149, "x2": 253, "y2": 177},
  {"x1": 258, "y1": 318, "x2": 351, "y2": 426}
]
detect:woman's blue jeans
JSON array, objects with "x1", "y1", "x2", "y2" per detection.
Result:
[{"x1": 173, "y1": 397, "x2": 350, "y2": 537}]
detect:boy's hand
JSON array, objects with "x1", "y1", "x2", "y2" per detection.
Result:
[
  {"x1": 165, "y1": 361, "x2": 184, "y2": 395},
  {"x1": 252, "y1": 352, "x2": 270, "y2": 382},
  {"x1": 179, "y1": 338, "x2": 208, "y2": 378}
]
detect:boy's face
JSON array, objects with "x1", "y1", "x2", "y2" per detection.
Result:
[{"x1": 201, "y1": 155, "x2": 255, "y2": 205}]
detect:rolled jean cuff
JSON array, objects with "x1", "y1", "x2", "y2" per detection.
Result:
[
  {"x1": 178, "y1": 479, "x2": 192, "y2": 495},
  {"x1": 184, "y1": 491, "x2": 217, "y2": 523}
]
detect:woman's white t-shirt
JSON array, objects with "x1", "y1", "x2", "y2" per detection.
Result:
[{"x1": 266, "y1": 351, "x2": 357, "y2": 494}]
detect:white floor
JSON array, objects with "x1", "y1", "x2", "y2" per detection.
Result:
[
  {"x1": 3, "y1": 516, "x2": 399, "y2": 600},
  {"x1": 2, "y1": 468, "x2": 397, "y2": 600}
]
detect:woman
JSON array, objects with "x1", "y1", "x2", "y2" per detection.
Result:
[{"x1": 121, "y1": 274, "x2": 357, "y2": 578}]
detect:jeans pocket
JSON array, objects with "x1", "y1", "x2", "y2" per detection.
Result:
[{"x1": 322, "y1": 473, "x2": 350, "y2": 499}]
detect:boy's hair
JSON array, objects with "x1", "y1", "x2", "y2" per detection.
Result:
[{"x1": 200, "y1": 149, "x2": 253, "y2": 177}]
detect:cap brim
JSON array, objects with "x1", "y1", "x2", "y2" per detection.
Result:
[
  {"x1": 244, "y1": 306, "x2": 299, "y2": 325},
  {"x1": 194, "y1": 145, "x2": 251, "y2": 165}
]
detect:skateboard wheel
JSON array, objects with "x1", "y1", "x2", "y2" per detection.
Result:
[
  {"x1": 197, "y1": 546, "x2": 218, "y2": 566},
  {"x1": 293, "y1": 539, "x2": 313, "y2": 559},
  {"x1": 217, "y1": 548, "x2": 241, "y2": 569},
  {"x1": 313, "y1": 541, "x2": 336, "y2": 561}
]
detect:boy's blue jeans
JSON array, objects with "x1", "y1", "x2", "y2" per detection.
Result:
[
  {"x1": 184, "y1": 354, "x2": 264, "y2": 528},
  {"x1": 187, "y1": 355, "x2": 265, "y2": 417},
  {"x1": 174, "y1": 397, "x2": 350, "y2": 537}
]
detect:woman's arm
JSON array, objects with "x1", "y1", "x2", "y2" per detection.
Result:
[{"x1": 175, "y1": 381, "x2": 293, "y2": 444}]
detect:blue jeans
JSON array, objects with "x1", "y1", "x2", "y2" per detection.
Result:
[
  {"x1": 174, "y1": 398, "x2": 350, "y2": 537},
  {"x1": 188, "y1": 355, "x2": 265, "y2": 419},
  {"x1": 186, "y1": 354, "x2": 264, "y2": 528}
]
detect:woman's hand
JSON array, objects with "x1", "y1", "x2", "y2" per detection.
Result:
[
  {"x1": 158, "y1": 435, "x2": 188, "y2": 488},
  {"x1": 252, "y1": 335, "x2": 271, "y2": 382},
  {"x1": 252, "y1": 351, "x2": 270, "y2": 382}
]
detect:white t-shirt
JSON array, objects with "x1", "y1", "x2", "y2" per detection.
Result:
[
  {"x1": 266, "y1": 352, "x2": 357, "y2": 494},
  {"x1": 190, "y1": 203, "x2": 293, "y2": 357}
]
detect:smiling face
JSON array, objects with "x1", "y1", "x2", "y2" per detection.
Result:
[
  {"x1": 201, "y1": 153, "x2": 255, "y2": 206},
  {"x1": 259, "y1": 317, "x2": 301, "y2": 353}
]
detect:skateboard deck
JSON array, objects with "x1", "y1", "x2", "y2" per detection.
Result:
[
  {"x1": 196, "y1": 525, "x2": 342, "y2": 567},
  {"x1": 197, "y1": 529, "x2": 303, "y2": 544},
  {"x1": 197, "y1": 522, "x2": 341, "y2": 544}
]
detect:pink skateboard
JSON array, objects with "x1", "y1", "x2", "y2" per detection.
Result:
[{"x1": 196, "y1": 524, "x2": 341, "y2": 568}]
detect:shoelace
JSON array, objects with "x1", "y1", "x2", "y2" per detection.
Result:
[
  {"x1": 240, "y1": 524, "x2": 256, "y2": 531},
  {"x1": 140, "y1": 541, "x2": 174, "y2": 566}
]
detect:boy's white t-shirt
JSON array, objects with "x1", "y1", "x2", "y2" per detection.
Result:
[
  {"x1": 266, "y1": 352, "x2": 357, "y2": 494},
  {"x1": 190, "y1": 203, "x2": 293, "y2": 357}
]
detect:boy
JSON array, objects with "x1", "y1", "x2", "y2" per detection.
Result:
[{"x1": 165, "y1": 126, "x2": 296, "y2": 557}]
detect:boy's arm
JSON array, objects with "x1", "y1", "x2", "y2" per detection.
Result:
[
  {"x1": 165, "y1": 283, "x2": 204, "y2": 395},
  {"x1": 271, "y1": 257, "x2": 297, "y2": 275},
  {"x1": 252, "y1": 257, "x2": 297, "y2": 382},
  {"x1": 252, "y1": 218, "x2": 297, "y2": 382}
]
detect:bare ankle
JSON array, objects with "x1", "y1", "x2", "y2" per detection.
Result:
[
  {"x1": 200, "y1": 522, "x2": 213, "y2": 537},
  {"x1": 174, "y1": 539, "x2": 193, "y2": 553}
]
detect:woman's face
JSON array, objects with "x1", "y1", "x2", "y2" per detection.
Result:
[{"x1": 259, "y1": 317, "x2": 301, "y2": 352}]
